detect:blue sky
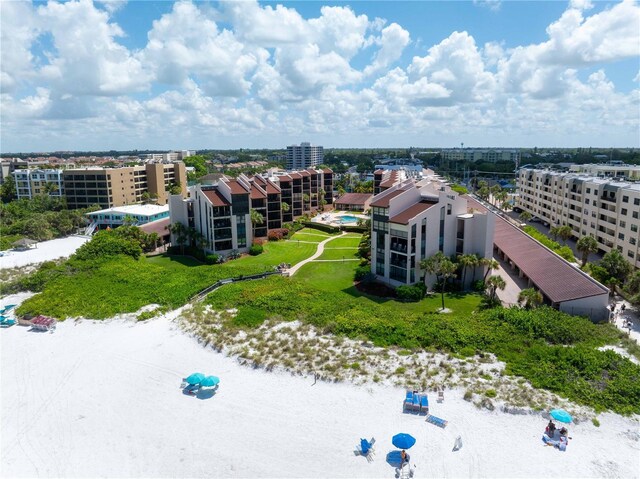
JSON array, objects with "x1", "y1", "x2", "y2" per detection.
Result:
[{"x1": 1, "y1": 0, "x2": 638, "y2": 152}]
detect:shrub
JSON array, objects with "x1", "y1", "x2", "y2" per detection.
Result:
[
  {"x1": 268, "y1": 228, "x2": 288, "y2": 241},
  {"x1": 205, "y1": 254, "x2": 220, "y2": 265},
  {"x1": 249, "y1": 244, "x2": 264, "y2": 256},
  {"x1": 396, "y1": 285, "x2": 424, "y2": 302},
  {"x1": 301, "y1": 221, "x2": 339, "y2": 234},
  {"x1": 73, "y1": 230, "x2": 142, "y2": 261},
  {"x1": 485, "y1": 389, "x2": 497, "y2": 398},
  {"x1": 592, "y1": 418, "x2": 600, "y2": 427},
  {"x1": 463, "y1": 390, "x2": 473, "y2": 401},
  {"x1": 472, "y1": 280, "x2": 486, "y2": 292},
  {"x1": 354, "y1": 265, "x2": 371, "y2": 281},
  {"x1": 233, "y1": 307, "x2": 267, "y2": 328}
]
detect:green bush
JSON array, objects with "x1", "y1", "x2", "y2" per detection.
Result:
[
  {"x1": 205, "y1": 254, "x2": 220, "y2": 265},
  {"x1": 522, "y1": 226, "x2": 576, "y2": 262},
  {"x1": 73, "y1": 230, "x2": 142, "y2": 261},
  {"x1": 233, "y1": 307, "x2": 267, "y2": 328},
  {"x1": 354, "y1": 265, "x2": 371, "y2": 281},
  {"x1": 249, "y1": 244, "x2": 264, "y2": 256},
  {"x1": 396, "y1": 285, "x2": 424, "y2": 302},
  {"x1": 472, "y1": 280, "x2": 486, "y2": 292},
  {"x1": 485, "y1": 389, "x2": 497, "y2": 398},
  {"x1": 301, "y1": 221, "x2": 339, "y2": 234},
  {"x1": 592, "y1": 418, "x2": 600, "y2": 427}
]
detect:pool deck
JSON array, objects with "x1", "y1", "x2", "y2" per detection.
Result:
[{"x1": 312, "y1": 211, "x2": 368, "y2": 226}]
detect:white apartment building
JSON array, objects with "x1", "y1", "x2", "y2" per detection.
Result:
[
  {"x1": 286, "y1": 142, "x2": 323, "y2": 170},
  {"x1": 13, "y1": 169, "x2": 64, "y2": 199},
  {"x1": 569, "y1": 163, "x2": 640, "y2": 180},
  {"x1": 517, "y1": 168, "x2": 640, "y2": 268},
  {"x1": 442, "y1": 148, "x2": 520, "y2": 164},
  {"x1": 370, "y1": 179, "x2": 494, "y2": 287}
]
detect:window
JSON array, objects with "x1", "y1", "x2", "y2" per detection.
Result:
[
  {"x1": 634, "y1": 198, "x2": 640, "y2": 206},
  {"x1": 628, "y1": 251, "x2": 635, "y2": 259},
  {"x1": 631, "y1": 224, "x2": 638, "y2": 232},
  {"x1": 447, "y1": 204, "x2": 452, "y2": 215},
  {"x1": 621, "y1": 208, "x2": 627, "y2": 215},
  {"x1": 586, "y1": 188, "x2": 591, "y2": 194},
  {"x1": 630, "y1": 238, "x2": 636, "y2": 246},
  {"x1": 622, "y1": 195, "x2": 629, "y2": 203},
  {"x1": 620, "y1": 221, "x2": 626, "y2": 228},
  {"x1": 634, "y1": 211, "x2": 639, "y2": 219},
  {"x1": 618, "y1": 233, "x2": 625, "y2": 240},
  {"x1": 585, "y1": 199, "x2": 590, "y2": 205}
]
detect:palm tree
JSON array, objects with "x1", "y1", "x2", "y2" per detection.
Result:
[
  {"x1": 576, "y1": 235, "x2": 598, "y2": 267},
  {"x1": 318, "y1": 188, "x2": 327, "y2": 211},
  {"x1": 250, "y1": 208, "x2": 265, "y2": 238},
  {"x1": 458, "y1": 254, "x2": 478, "y2": 289},
  {"x1": 519, "y1": 211, "x2": 532, "y2": 222},
  {"x1": 421, "y1": 251, "x2": 457, "y2": 311},
  {"x1": 517, "y1": 288, "x2": 543, "y2": 309},
  {"x1": 169, "y1": 222, "x2": 188, "y2": 255},
  {"x1": 550, "y1": 225, "x2": 572, "y2": 244},
  {"x1": 482, "y1": 258, "x2": 500, "y2": 281},
  {"x1": 486, "y1": 275, "x2": 506, "y2": 303},
  {"x1": 477, "y1": 181, "x2": 490, "y2": 201},
  {"x1": 281, "y1": 202, "x2": 290, "y2": 213}
]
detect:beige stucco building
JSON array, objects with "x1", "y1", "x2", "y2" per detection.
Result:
[{"x1": 517, "y1": 167, "x2": 640, "y2": 268}]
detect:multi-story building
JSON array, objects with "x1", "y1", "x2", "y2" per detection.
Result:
[
  {"x1": 286, "y1": 142, "x2": 323, "y2": 170},
  {"x1": 517, "y1": 167, "x2": 640, "y2": 268},
  {"x1": 442, "y1": 148, "x2": 520, "y2": 164},
  {"x1": 86, "y1": 204, "x2": 169, "y2": 230},
  {"x1": 63, "y1": 162, "x2": 187, "y2": 209},
  {"x1": 13, "y1": 169, "x2": 64, "y2": 199},
  {"x1": 169, "y1": 168, "x2": 333, "y2": 255},
  {"x1": 370, "y1": 178, "x2": 494, "y2": 287},
  {"x1": 569, "y1": 163, "x2": 640, "y2": 180}
]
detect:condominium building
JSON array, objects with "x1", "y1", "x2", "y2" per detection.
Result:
[
  {"x1": 169, "y1": 168, "x2": 333, "y2": 255},
  {"x1": 568, "y1": 163, "x2": 640, "y2": 180},
  {"x1": 63, "y1": 162, "x2": 187, "y2": 209},
  {"x1": 13, "y1": 169, "x2": 64, "y2": 199},
  {"x1": 517, "y1": 168, "x2": 640, "y2": 268},
  {"x1": 442, "y1": 148, "x2": 520, "y2": 164},
  {"x1": 370, "y1": 178, "x2": 494, "y2": 287},
  {"x1": 286, "y1": 142, "x2": 323, "y2": 170}
]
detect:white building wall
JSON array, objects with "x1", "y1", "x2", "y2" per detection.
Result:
[{"x1": 558, "y1": 293, "x2": 609, "y2": 322}]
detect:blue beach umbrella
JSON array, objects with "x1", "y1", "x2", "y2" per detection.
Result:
[
  {"x1": 550, "y1": 409, "x2": 573, "y2": 423},
  {"x1": 392, "y1": 433, "x2": 416, "y2": 449},
  {"x1": 200, "y1": 376, "x2": 220, "y2": 387},
  {"x1": 185, "y1": 373, "x2": 205, "y2": 385}
]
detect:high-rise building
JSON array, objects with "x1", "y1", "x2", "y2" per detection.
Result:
[
  {"x1": 516, "y1": 167, "x2": 640, "y2": 268},
  {"x1": 286, "y1": 142, "x2": 323, "y2": 170}
]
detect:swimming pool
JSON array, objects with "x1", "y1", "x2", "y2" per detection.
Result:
[{"x1": 337, "y1": 215, "x2": 359, "y2": 224}]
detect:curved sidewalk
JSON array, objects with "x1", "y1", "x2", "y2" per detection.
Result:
[{"x1": 287, "y1": 232, "x2": 347, "y2": 276}]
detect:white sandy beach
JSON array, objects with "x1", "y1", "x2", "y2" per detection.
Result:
[
  {"x1": 0, "y1": 236, "x2": 89, "y2": 269},
  {"x1": 1, "y1": 296, "x2": 639, "y2": 478}
]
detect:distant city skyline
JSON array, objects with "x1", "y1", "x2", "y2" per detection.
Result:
[{"x1": 1, "y1": 0, "x2": 639, "y2": 152}]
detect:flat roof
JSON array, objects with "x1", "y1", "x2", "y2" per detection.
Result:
[
  {"x1": 389, "y1": 201, "x2": 437, "y2": 224},
  {"x1": 466, "y1": 197, "x2": 608, "y2": 303},
  {"x1": 87, "y1": 204, "x2": 169, "y2": 217}
]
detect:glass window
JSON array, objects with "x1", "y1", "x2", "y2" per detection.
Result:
[{"x1": 622, "y1": 195, "x2": 629, "y2": 203}]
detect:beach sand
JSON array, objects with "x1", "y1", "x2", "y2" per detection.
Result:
[
  {"x1": 0, "y1": 236, "x2": 89, "y2": 269},
  {"x1": 1, "y1": 302, "x2": 639, "y2": 478}
]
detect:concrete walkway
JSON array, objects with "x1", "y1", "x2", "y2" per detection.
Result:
[{"x1": 287, "y1": 233, "x2": 347, "y2": 276}]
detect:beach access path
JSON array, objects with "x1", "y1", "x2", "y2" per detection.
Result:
[{"x1": 287, "y1": 232, "x2": 348, "y2": 276}]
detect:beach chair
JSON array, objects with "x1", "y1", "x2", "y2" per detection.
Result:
[
  {"x1": 403, "y1": 391, "x2": 414, "y2": 411},
  {"x1": 0, "y1": 316, "x2": 16, "y2": 328},
  {"x1": 426, "y1": 414, "x2": 448, "y2": 428},
  {"x1": 437, "y1": 390, "x2": 445, "y2": 403},
  {"x1": 359, "y1": 437, "x2": 376, "y2": 462},
  {"x1": 419, "y1": 395, "x2": 429, "y2": 414}
]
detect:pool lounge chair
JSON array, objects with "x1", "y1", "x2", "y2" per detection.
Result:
[
  {"x1": 0, "y1": 304, "x2": 16, "y2": 315},
  {"x1": 358, "y1": 437, "x2": 375, "y2": 462},
  {"x1": 0, "y1": 316, "x2": 16, "y2": 327},
  {"x1": 426, "y1": 414, "x2": 448, "y2": 428}
]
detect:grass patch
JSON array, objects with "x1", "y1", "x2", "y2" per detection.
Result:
[
  {"x1": 316, "y1": 249, "x2": 359, "y2": 261},
  {"x1": 322, "y1": 236, "x2": 362, "y2": 248}
]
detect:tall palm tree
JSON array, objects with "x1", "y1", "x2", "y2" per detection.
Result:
[
  {"x1": 421, "y1": 251, "x2": 457, "y2": 311},
  {"x1": 550, "y1": 225, "x2": 572, "y2": 244},
  {"x1": 250, "y1": 208, "x2": 265, "y2": 238},
  {"x1": 517, "y1": 288, "x2": 543, "y2": 309},
  {"x1": 168, "y1": 222, "x2": 188, "y2": 255},
  {"x1": 486, "y1": 275, "x2": 506, "y2": 302},
  {"x1": 519, "y1": 211, "x2": 532, "y2": 222},
  {"x1": 458, "y1": 254, "x2": 478, "y2": 289},
  {"x1": 576, "y1": 235, "x2": 598, "y2": 267},
  {"x1": 482, "y1": 258, "x2": 500, "y2": 281}
]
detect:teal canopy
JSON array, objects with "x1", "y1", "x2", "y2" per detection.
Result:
[
  {"x1": 200, "y1": 376, "x2": 220, "y2": 387},
  {"x1": 185, "y1": 373, "x2": 205, "y2": 385},
  {"x1": 550, "y1": 409, "x2": 573, "y2": 423}
]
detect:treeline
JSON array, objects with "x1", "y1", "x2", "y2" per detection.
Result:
[{"x1": 0, "y1": 196, "x2": 98, "y2": 249}]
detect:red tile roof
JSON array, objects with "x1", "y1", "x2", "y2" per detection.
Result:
[
  {"x1": 370, "y1": 189, "x2": 405, "y2": 208},
  {"x1": 322, "y1": 168, "x2": 333, "y2": 173},
  {"x1": 250, "y1": 183, "x2": 267, "y2": 199},
  {"x1": 298, "y1": 170, "x2": 310, "y2": 177},
  {"x1": 226, "y1": 179, "x2": 249, "y2": 194},
  {"x1": 264, "y1": 179, "x2": 281, "y2": 194},
  {"x1": 466, "y1": 197, "x2": 608, "y2": 303},
  {"x1": 203, "y1": 189, "x2": 231, "y2": 206},
  {"x1": 288, "y1": 172, "x2": 302, "y2": 179},
  {"x1": 389, "y1": 201, "x2": 437, "y2": 224},
  {"x1": 335, "y1": 193, "x2": 372, "y2": 206},
  {"x1": 278, "y1": 175, "x2": 292, "y2": 183}
]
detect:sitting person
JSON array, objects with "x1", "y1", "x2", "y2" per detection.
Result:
[
  {"x1": 400, "y1": 449, "x2": 409, "y2": 464},
  {"x1": 546, "y1": 420, "x2": 556, "y2": 437},
  {"x1": 559, "y1": 427, "x2": 568, "y2": 437}
]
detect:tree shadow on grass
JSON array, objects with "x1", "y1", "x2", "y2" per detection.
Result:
[
  {"x1": 341, "y1": 284, "x2": 394, "y2": 304},
  {"x1": 158, "y1": 254, "x2": 205, "y2": 267}
]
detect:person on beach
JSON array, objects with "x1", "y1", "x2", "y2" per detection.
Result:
[
  {"x1": 401, "y1": 450, "x2": 408, "y2": 464},
  {"x1": 546, "y1": 420, "x2": 556, "y2": 437}
]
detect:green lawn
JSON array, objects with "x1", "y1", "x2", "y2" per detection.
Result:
[
  {"x1": 18, "y1": 239, "x2": 319, "y2": 320},
  {"x1": 289, "y1": 231, "x2": 332, "y2": 243},
  {"x1": 315, "y1": 249, "x2": 360, "y2": 261},
  {"x1": 323, "y1": 236, "x2": 362, "y2": 248}
]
